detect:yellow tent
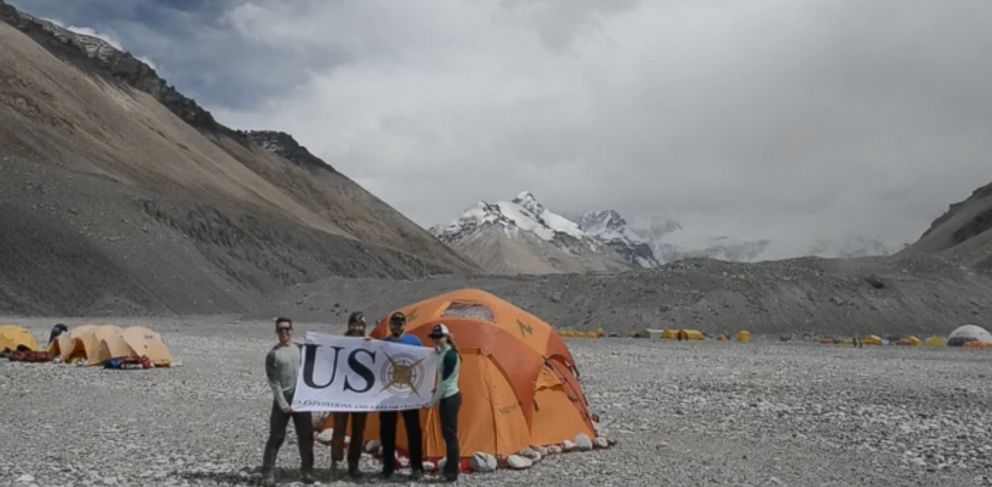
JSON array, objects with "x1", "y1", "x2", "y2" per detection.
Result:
[
  {"x1": 660, "y1": 329, "x2": 680, "y2": 340},
  {"x1": 894, "y1": 336, "x2": 922, "y2": 346},
  {"x1": 0, "y1": 325, "x2": 38, "y2": 352},
  {"x1": 680, "y1": 329, "x2": 705, "y2": 341},
  {"x1": 595, "y1": 326, "x2": 606, "y2": 338},
  {"x1": 925, "y1": 336, "x2": 947, "y2": 348},
  {"x1": 737, "y1": 330, "x2": 752, "y2": 343},
  {"x1": 72, "y1": 325, "x2": 124, "y2": 365},
  {"x1": 49, "y1": 325, "x2": 96, "y2": 362},
  {"x1": 717, "y1": 334, "x2": 729, "y2": 342},
  {"x1": 862, "y1": 335, "x2": 883, "y2": 346},
  {"x1": 91, "y1": 326, "x2": 172, "y2": 366},
  {"x1": 122, "y1": 326, "x2": 172, "y2": 366}
]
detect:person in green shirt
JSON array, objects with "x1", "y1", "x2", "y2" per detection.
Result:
[
  {"x1": 261, "y1": 318, "x2": 314, "y2": 486},
  {"x1": 424, "y1": 323, "x2": 462, "y2": 482}
]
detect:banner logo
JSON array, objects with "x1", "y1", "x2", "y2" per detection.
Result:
[{"x1": 380, "y1": 353, "x2": 427, "y2": 394}]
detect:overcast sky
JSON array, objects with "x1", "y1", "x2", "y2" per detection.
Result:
[{"x1": 15, "y1": 0, "x2": 992, "y2": 256}]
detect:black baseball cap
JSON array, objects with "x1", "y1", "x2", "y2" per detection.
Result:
[
  {"x1": 390, "y1": 311, "x2": 406, "y2": 323},
  {"x1": 348, "y1": 311, "x2": 366, "y2": 325}
]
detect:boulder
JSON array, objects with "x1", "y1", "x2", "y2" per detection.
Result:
[
  {"x1": 315, "y1": 429, "x2": 334, "y2": 444},
  {"x1": 470, "y1": 452, "x2": 498, "y2": 473},
  {"x1": 507, "y1": 455, "x2": 534, "y2": 470},
  {"x1": 535, "y1": 446, "x2": 549, "y2": 457},
  {"x1": 575, "y1": 433, "x2": 594, "y2": 451},
  {"x1": 562, "y1": 440, "x2": 577, "y2": 452},
  {"x1": 364, "y1": 440, "x2": 381, "y2": 454},
  {"x1": 548, "y1": 445, "x2": 563, "y2": 455},
  {"x1": 595, "y1": 437, "x2": 610, "y2": 449},
  {"x1": 520, "y1": 447, "x2": 542, "y2": 462},
  {"x1": 424, "y1": 461, "x2": 437, "y2": 472}
]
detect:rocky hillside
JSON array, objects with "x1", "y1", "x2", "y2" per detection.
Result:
[
  {"x1": 257, "y1": 254, "x2": 992, "y2": 337},
  {"x1": 0, "y1": 2, "x2": 476, "y2": 316},
  {"x1": 909, "y1": 179, "x2": 992, "y2": 270}
]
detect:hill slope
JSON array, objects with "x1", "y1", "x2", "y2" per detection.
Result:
[
  {"x1": 909, "y1": 180, "x2": 992, "y2": 270},
  {"x1": 0, "y1": 3, "x2": 475, "y2": 315}
]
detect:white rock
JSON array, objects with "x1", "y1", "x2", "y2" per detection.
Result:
[
  {"x1": 364, "y1": 440, "x2": 381, "y2": 453},
  {"x1": 470, "y1": 452, "x2": 498, "y2": 473},
  {"x1": 595, "y1": 437, "x2": 610, "y2": 449},
  {"x1": 520, "y1": 447, "x2": 542, "y2": 462},
  {"x1": 575, "y1": 433, "x2": 594, "y2": 451},
  {"x1": 398, "y1": 456, "x2": 410, "y2": 468},
  {"x1": 562, "y1": 440, "x2": 577, "y2": 452},
  {"x1": 507, "y1": 455, "x2": 533, "y2": 470},
  {"x1": 548, "y1": 445, "x2": 562, "y2": 455},
  {"x1": 17, "y1": 474, "x2": 35, "y2": 483},
  {"x1": 316, "y1": 429, "x2": 334, "y2": 443},
  {"x1": 423, "y1": 461, "x2": 437, "y2": 472},
  {"x1": 535, "y1": 446, "x2": 549, "y2": 457}
]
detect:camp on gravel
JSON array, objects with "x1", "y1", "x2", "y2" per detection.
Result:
[{"x1": 3, "y1": 0, "x2": 992, "y2": 486}]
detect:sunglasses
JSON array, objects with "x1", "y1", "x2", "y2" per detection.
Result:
[{"x1": 276, "y1": 327, "x2": 292, "y2": 333}]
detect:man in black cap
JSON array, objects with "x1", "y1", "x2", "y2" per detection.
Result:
[
  {"x1": 330, "y1": 312, "x2": 370, "y2": 480},
  {"x1": 378, "y1": 311, "x2": 425, "y2": 479}
]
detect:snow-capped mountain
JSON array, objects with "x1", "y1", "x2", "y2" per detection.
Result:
[
  {"x1": 577, "y1": 210, "x2": 659, "y2": 268},
  {"x1": 433, "y1": 191, "x2": 899, "y2": 274},
  {"x1": 432, "y1": 192, "x2": 631, "y2": 275}
]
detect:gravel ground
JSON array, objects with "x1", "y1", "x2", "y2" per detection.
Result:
[{"x1": 2, "y1": 317, "x2": 991, "y2": 487}]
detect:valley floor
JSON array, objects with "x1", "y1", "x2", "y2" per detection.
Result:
[{"x1": 2, "y1": 318, "x2": 990, "y2": 487}]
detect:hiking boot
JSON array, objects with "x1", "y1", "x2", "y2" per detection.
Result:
[
  {"x1": 409, "y1": 469, "x2": 423, "y2": 481},
  {"x1": 347, "y1": 468, "x2": 363, "y2": 480},
  {"x1": 380, "y1": 471, "x2": 393, "y2": 481},
  {"x1": 443, "y1": 472, "x2": 459, "y2": 483},
  {"x1": 301, "y1": 472, "x2": 315, "y2": 484},
  {"x1": 260, "y1": 474, "x2": 275, "y2": 486}
]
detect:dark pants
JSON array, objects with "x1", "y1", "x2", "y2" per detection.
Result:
[
  {"x1": 380, "y1": 409, "x2": 423, "y2": 474},
  {"x1": 439, "y1": 393, "x2": 462, "y2": 479},
  {"x1": 332, "y1": 412, "x2": 367, "y2": 472},
  {"x1": 262, "y1": 402, "x2": 314, "y2": 476}
]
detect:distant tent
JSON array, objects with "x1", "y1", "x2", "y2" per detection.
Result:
[
  {"x1": 678, "y1": 329, "x2": 705, "y2": 341},
  {"x1": 947, "y1": 325, "x2": 992, "y2": 347},
  {"x1": 737, "y1": 330, "x2": 752, "y2": 343},
  {"x1": 894, "y1": 336, "x2": 922, "y2": 347},
  {"x1": 861, "y1": 335, "x2": 883, "y2": 346},
  {"x1": 72, "y1": 325, "x2": 124, "y2": 365},
  {"x1": 925, "y1": 336, "x2": 947, "y2": 348},
  {"x1": 0, "y1": 325, "x2": 38, "y2": 352},
  {"x1": 48, "y1": 324, "x2": 95, "y2": 362}
]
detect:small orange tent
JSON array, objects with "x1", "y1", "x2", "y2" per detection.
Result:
[
  {"x1": 327, "y1": 289, "x2": 596, "y2": 460},
  {"x1": 72, "y1": 325, "x2": 124, "y2": 365}
]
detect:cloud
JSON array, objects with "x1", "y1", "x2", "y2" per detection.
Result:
[{"x1": 15, "y1": 0, "x2": 992, "y2": 257}]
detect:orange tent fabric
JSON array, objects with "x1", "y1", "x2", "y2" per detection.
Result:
[
  {"x1": 324, "y1": 289, "x2": 596, "y2": 459},
  {"x1": 74, "y1": 325, "x2": 123, "y2": 365}
]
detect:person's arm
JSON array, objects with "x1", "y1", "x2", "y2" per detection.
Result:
[
  {"x1": 266, "y1": 350, "x2": 290, "y2": 411},
  {"x1": 427, "y1": 350, "x2": 458, "y2": 407}
]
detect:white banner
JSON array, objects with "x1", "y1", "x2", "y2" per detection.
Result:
[{"x1": 291, "y1": 332, "x2": 439, "y2": 412}]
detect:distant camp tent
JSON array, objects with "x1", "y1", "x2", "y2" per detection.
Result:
[
  {"x1": 717, "y1": 334, "x2": 729, "y2": 342},
  {"x1": 861, "y1": 335, "x2": 883, "y2": 346},
  {"x1": 660, "y1": 329, "x2": 680, "y2": 340},
  {"x1": 678, "y1": 329, "x2": 705, "y2": 341},
  {"x1": 0, "y1": 325, "x2": 38, "y2": 352},
  {"x1": 90, "y1": 326, "x2": 172, "y2": 367},
  {"x1": 925, "y1": 336, "x2": 947, "y2": 348},
  {"x1": 70, "y1": 325, "x2": 124, "y2": 365},
  {"x1": 894, "y1": 336, "x2": 922, "y2": 347},
  {"x1": 48, "y1": 324, "x2": 95, "y2": 362},
  {"x1": 737, "y1": 330, "x2": 752, "y2": 343},
  {"x1": 344, "y1": 289, "x2": 597, "y2": 460},
  {"x1": 947, "y1": 325, "x2": 992, "y2": 347}
]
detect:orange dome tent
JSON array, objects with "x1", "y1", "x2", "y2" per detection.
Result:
[{"x1": 329, "y1": 289, "x2": 597, "y2": 461}]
